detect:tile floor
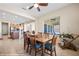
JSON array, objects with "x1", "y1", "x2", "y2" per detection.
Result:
[{"x1": 0, "y1": 35, "x2": 79, "y2": 56}]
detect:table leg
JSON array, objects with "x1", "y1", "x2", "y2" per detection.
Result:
[{"x1": 41, "y1": 43, "x2": 45, "y2": 56}]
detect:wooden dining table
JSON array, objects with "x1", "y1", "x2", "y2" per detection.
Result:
[{"x1": 28, "y1": 33, "x2": 53, "y2": 55}]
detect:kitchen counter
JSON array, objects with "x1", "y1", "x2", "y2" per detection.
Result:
[{"x1": 10, "y1": 31, "x2": 19, "y2": 39}]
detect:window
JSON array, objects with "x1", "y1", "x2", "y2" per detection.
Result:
[
  {"x1": 44, "y1": 17, "x2": 60, "y2": 35},
  {"x1": 24, "y1": 22, "x2": 35, "y2": 32},
  {"x1": 44, "y1": 24, "x2": 53, "y2": 34},
  {"x1": 44, "y1": 24, "x2": 47, "y2": 33}
]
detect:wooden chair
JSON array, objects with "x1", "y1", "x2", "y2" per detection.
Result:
[
  {"x1": 43, "y1": 32, "x2": 49, "y2": 38},
  {"x1": 44, "y1": 35, "x2": 57, "y2": 56},
  {"x1": 37, "y1": 32, "x2": 42, "y2": 38},
  {"x1": 29, "y1": 35, "x2": 43, "y2": 56},
  {"x1": 23, "y1": 32, "x2": 30, "y2": 52},
  {"x1": 23, "y1": 32, "x2": 26, "y2": 50}
]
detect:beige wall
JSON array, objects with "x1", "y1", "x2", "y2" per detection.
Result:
[
  {"x1": 35, "y1": 4, "x2": 79, "y2": 48},
  {"x1": 35, "y1": 4, "x2": 79, "y2": 34}
]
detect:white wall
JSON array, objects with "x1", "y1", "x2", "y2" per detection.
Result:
[
  {"x1": 35, "y1": 19, "x2": 44, "y2": 33},
  {"x1": 35, "y1": 4, "x2": 79, "y2": 34},
  {"x1": 24, "y1": 22, "x2": 35, "y2": 32},
  {"x1": 24, "y1": 23, "x2": 27, "y2": 31}
]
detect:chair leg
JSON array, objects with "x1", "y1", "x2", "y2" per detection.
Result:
[
  {"x1": 50, "y1": 51, "x2": 53, "y2": 56},
  {"x1": 26, "y1": 44, "x2": 29, "y2": 53},
  {"x1": 29, "y1": 46, "x2": 32, "y2": 55},
  {"x1": 35, "y1": 48, "x2": 36, "y2": 56},
  {"x1": 54, "y1": 47, "x2": 56, "y2": 56},
  {"x1": 24, "y1": 43, "x2": 26, "y2": 50}
]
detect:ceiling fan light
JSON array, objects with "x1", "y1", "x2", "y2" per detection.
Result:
[
  {"x1": 26, "y1": 6, "x2": 29, "y2": 9},
  {"x1": 34, "y1": 3, "x2": 38, "y2": 8}
]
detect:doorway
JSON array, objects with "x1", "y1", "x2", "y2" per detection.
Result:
[{"x1": 2, "y1": 23, "x2": 8, "y2": 35}]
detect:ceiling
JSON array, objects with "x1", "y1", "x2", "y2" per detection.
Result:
[{"x1": 0, "y1": 3, "x2": 70, "y2": 24}]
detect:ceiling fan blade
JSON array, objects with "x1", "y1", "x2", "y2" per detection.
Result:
[
  {"x1": 38, "y1": 3, "x2": 48, "y2": 6},
  {"x1": 37, "y1": 7, "x2": 40, "y2": 12},
  {"x1": 28, "y1": 5, "x2": 34, "y2": 9},
  {"x1": 22, "y1": 8, "x2": 27, "y2": 10}
]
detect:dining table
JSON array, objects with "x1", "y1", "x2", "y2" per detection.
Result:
[{"x1": 28, "y1": 33, "x2": 53, "y2": 55}]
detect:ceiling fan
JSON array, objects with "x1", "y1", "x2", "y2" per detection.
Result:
[{"x1": 22, "y1": 3, "x2": 48, "y2": 12}]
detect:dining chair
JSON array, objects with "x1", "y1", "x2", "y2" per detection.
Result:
[
  {"x1": 44, "y1": 32, "x2": 49, "y2": 38},
  {"x1": 44, "y1": 35, "x2": 57, "y2": 56},
  {"x1": 37, "y1": 32, "x2": 42, "y2": 38},
  {"x1": 29, "y1": 35, "x2": 43, "y2": 56},
  {"x1": 23, "y1": 32, "x2": 31, "y2": 52},
  {"x1": 23, "y1": 32, "x2": 26, "y2": 50}
]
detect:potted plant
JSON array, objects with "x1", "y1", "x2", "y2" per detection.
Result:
[{"x1": 59, "y1": 33, "x2": 77, "y2": 51}]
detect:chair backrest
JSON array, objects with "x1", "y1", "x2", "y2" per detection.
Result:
[
  {"x1": 44, "y1": 32, "x2": 49, "y2": 38},
  {"x1": 32, "y1": 30, "x2": 35, "y2": 34},
  {"x1": 23, "y1": 32, "x2": 27, "y2": 40},
  {"x1": 23, "y1": 32, "x2": 30, "y2": 44},
  {"x1": 29, "y1": 35, "x2": 36, "y2": 46},
  {"x1": 37, "y1": 32, "x2": 42, "y2": 38},
  {"x1": 51, "y1": 35, "x2": 57, "y2": 45}
]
